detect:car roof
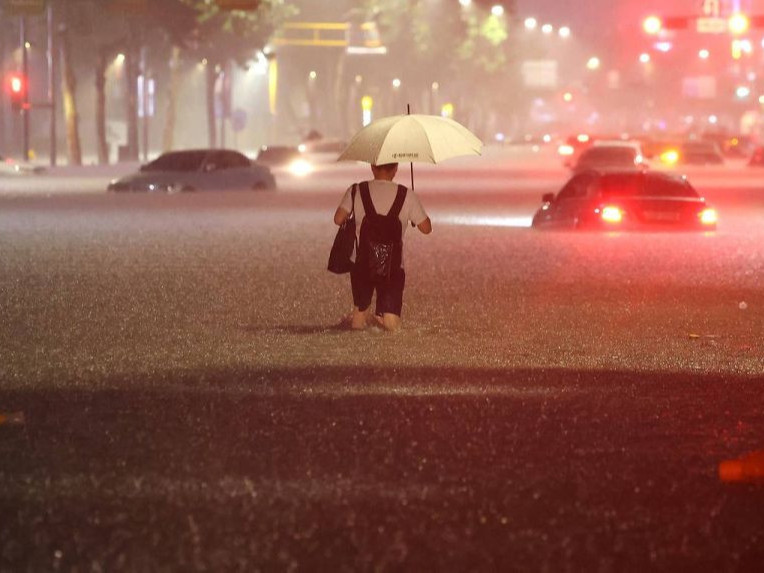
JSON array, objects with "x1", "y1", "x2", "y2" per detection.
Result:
[
  {"x1": 259, "y1": 145, "x2": 299, "y2": 151},
  {"x1": 577, "y1": 146, "x2": 640, "y2": 160},
  {"x1": 153, "y1": 148, "x2": 248, "y2": 160},
  {"x1": 592, "y1": 139, "x2": 641, "y2": 148},
  {"x1": 575, "y1": 167, "x2": 687, "y2": 182}
]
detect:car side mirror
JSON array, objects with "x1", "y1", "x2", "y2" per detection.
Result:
[{"x1": 542, "y1": 193, "x2": 554, "y2": 203}]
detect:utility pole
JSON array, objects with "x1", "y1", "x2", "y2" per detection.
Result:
[
  {"x1": 48, "y1": 2, "x2": 57, "y2": 167},
  {"x1": 141, "y1": 45, "x2": 149, "y2": 161},
  {"x1": 20, "y1": 16, "x2": 30, "y2": 162},
  {"x1": 0, "y1": 22, "x2": 6, "y2": 156}
]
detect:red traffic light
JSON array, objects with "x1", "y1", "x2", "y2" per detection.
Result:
[
  {"x1": 8, "y1": 73, "x2": 25, "y2": 94},
  {"x1": 6, "y1": 73, "x2": 27, "y2": 111}
]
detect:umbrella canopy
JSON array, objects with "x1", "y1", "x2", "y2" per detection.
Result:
[{"x1": 337, "y1": 114, "x2": 483, "y2": 165}]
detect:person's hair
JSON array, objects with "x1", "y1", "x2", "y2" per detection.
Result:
[{"x1": 372, "y1": 162, "x2": 398, "y2": 171}]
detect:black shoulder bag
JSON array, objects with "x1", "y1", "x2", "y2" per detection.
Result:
[{"x1": 327, "y1": 185, "x2": 358, "y2": 274}]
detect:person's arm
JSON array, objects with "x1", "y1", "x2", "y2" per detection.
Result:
[
  {"x1": 334, "y1": 185, "x2": 354, "y2": 226},
  {"x1": 334, "y1": 207, "x2": 349, "y2": 226},
  {"x1": 417, "y1": 217, "x2": 432, "y2": 235},
  {"x1": 408, "y1": 192, "x2": 431, "y2": 234}
]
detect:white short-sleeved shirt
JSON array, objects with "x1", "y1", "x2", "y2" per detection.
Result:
[{"x1": 338, "y1": 179, "x2": 428, "y2": 267}]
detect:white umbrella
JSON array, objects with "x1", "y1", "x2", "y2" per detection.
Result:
[{"x1": 337, "y1": 113, "x2": 483, "y2": 189}]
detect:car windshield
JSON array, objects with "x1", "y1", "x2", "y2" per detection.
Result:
[
  {"x1": 142, "y1": 151, "x2": 208, "y2": 172},
  {"x1": 599, "y1": 174, "x2": 698, "y2": 198},
  {"x1": 579, "y1": 147, "x2": 636, "y2": 165},
  {"x1": 257, "y1": 147, "x2": 300, "y2": 163}
]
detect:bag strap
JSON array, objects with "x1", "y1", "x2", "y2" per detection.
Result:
[
  {"x1": 358, "y1": 181, "x2": 376, "y2": 216},
  {"x1": 388, "y1": 185, "x2": 407, "y2": 219},
  {"x1": 350, "y1": 184, "x2": 356, "y2": 218}
]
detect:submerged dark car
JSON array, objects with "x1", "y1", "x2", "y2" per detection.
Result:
[
  {"x1": 531, "y1": 169, "x2": 718, "y2": 231},
  {"x1": 108, "y1": 149, "x2": 276, "y2": 193},
  {"x1": 676, "y1": 141, "x2": 725, "y2": 165}
]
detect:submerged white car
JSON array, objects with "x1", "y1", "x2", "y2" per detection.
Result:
[{"x1": 107, "y1": 149, "x2": 276, "y2": 193}]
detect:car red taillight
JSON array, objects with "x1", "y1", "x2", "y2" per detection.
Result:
[{"x1": 600, "y1": 205, "x2": 623, "y2": 223}]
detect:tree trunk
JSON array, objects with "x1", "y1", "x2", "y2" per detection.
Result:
[
  {"x1": 333, "y1": 52, "x2": 347, "y2": 139},
  {"x1": 206, "y1": 63, "x2": 217, "y2": 148},
  {"x1": 59, "y1": 26, "x2": 82, "y2": 166},
  {"x1": 162, "y1": 45, "x2": 182, "y2": 152},
  {"x1": 0, "y1": 27, "x2": 6, "y2": 155},
  {"x1": 125, "y1": 46, "x2": 139, "y2": 161},
  {"x1": 95, "y1": 51, "x2": 109, "y2": 165}
]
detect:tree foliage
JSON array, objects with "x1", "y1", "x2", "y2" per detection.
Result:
[
  {"x1": 178, "y1": 0, "x2": 295, "y2": 66},
  {"x1": 356, "y1": 0, "x2": 522, "y2": 132}
]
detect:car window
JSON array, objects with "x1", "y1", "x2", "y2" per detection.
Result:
[
  {"x1": 644, "y1": 176, "x2": 698, "y2": 198},
  {"x1": 599, "y1": 174, "x2": 698, "y2": 198},
  {"x1": 143, "y1": 151, "x2": 207, "y2": 172},
  {"x1": 203, "y1": 151, "x2": 250, "y2": 171},
  {"x1": 599, "y1": 174, "x2": 643, "y2": 197},
  {"x1": 578, "y1": 147, "x2": 636, "y2": 165},
  {"x1": 557, "y1": 173, "x2": 597, "y2": 200},
  {"x1": 223, "y1": 151, "x2": 252, "y2": 168},
  {"x1": 257, "y1": 147, "x2": 299, "y2": 163}
]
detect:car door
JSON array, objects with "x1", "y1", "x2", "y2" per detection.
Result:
[
  {"x1": 547, "y1": 172, "x2": 598, "y2": 228},
  {"x1": 210, "y1": 150, "x2": 257, "y2": 190}
]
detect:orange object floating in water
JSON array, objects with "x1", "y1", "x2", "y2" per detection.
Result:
[
  {"x1": 719, "y1": 450, "x2": 764, "y2": 483},
  {"x1": 0, "y1": 412, "x2": 25, "y2": 426}
]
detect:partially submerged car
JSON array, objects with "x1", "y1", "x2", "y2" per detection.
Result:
[
  {"x1": 108, "y1": 149, "x2": 276, "y2": 193},
  {"x1": 254, "y1": 145, "x2": 314, "y2": 177},
  {"x1": 531, "y1": 169, "x2": 717, "y2": 231},
  {"x1": 569, "y1": 141, "x2": 646, "y2": 173},
  {"x1": 0, "y1": 154, "x2": 46, "y2": 176}
]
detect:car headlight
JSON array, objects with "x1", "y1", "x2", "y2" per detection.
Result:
[
  {"x1": 660, "y1": 150, "x2": 679, "y2": 165},
  {"x1": 288, "y1": 158, "x2": 314, "y2": 177},
  {"x1": 699, "y1": 207, "x2": 718, "y2": 226}
]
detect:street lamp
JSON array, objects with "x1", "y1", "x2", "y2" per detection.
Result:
[
  {"x1": 639, "y1": 53, "x2": 651, "y2": 64},
  {"x1": 430, "y1": 81, "x2": 439, "y2": 115},
  {"x1": 524, "y1": 17, "x2": 537, "y2": 30},
  {"x1": 655, "y1": 42, "x2": 672, "y2": 53},
  {"x1": 392, "y1": 78, "x2": 401, "y2": 113},
  {"x1": 728, "y1": 13, "x2": 750, "y2": 35},
  {"x1": 558, "y1": 26, "x2": 571, "y2": 38},
  {"x1": 586, "y1": 56, "x2": 601, "y2": 70},
  {"x1": 643, "y1": 16, "x2": 662, "y2": 35},
  {"x1": 541, "y1": 24, "x2": 553, "y2": 34},
  {"x1": 699, "y1": 49, "x2": 710, "y2": 60},
  {"x1": 361, "y1": 95, "x2": 373, "y2": 126}
]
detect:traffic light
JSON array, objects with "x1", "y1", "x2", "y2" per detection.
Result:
[
  {"x1": 642, "y1": 15, "x2": 694, "y2": 34},
  {"x1": 728, "y1": 13, "x2": 750, "y2": 35},
  {"x1": 6, "y1": 72, "x2": 27, "y2": 112}
]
